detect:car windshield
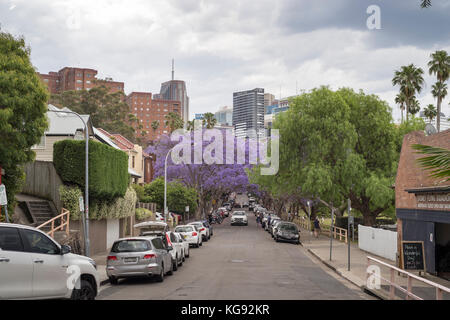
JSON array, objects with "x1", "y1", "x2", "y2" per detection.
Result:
[
  {"x1": 233, "y1": 212, "x2": 245, "y2": 216},
  {"x1": 175, "y1": 226, "x2": 194, "y2": 232},
  {"x1": 279, "y1": 224, "x2": 298, "y2": 232},
  {"x1": 111, "y1": 240, "x2": 150, "y2": 253}
]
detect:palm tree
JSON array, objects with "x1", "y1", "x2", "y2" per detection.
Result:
[
  {"x1": 392, "y1": 64, "x2": 425, "y2": 122},
  {"x1": 186, "y1": 120, "x2": 195, "y2": 131},
  {"x1": 420, "y1": 0, "x2": 432, "y2": 8},
  {"x1": 428, "y1": 50, "x2": 450, "y2": 132},
  {"x1": 423, "y1": 104, "x2": 437, "y2": 123},
  {"x1": 413, "y1": 144, "x2": 450, "y2": 181},
  {"x1": 151, "y1": 120, "x2": 159, "y2": 131},
  {"x1": 408, "y1": 96, "x2": 421, "y2": 116},
  {"x1": 395, "y1": 92, "x2": 407, "y2": 123},
  {"x1": 164, "y1": 112, "x2": 184, "y2": 133},
  {"x1": 202, "y1": 112, "x2": 217, "y2": 129}
]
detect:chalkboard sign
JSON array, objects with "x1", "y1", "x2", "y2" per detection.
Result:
[{"x1": 401, "y1": 241, "x2": 426, "y2": 271}]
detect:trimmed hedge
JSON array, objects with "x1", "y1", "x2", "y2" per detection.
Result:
[{"x1": 54, "y1": 139, "x2": 129, "y2": 200}]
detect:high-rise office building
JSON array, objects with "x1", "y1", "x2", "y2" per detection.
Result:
[
  {"x1": 232, "y1": 88, "x2": 265, "y2": 138},
  {"x1": 156, "y1": 60, "x2": 189, "y2": 123},
  {"x1": 214, "y1": 106, "x2": 233, "y2": 126},
  {"x1": 264, "y1": 93, "x2": 275, "y2": 107}
]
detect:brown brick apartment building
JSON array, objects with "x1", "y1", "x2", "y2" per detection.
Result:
[
  {"x1": 126, "y1": 92, "x2": 182, "y2": 145},
  {"x1": 38, "y1": 67, "x2": 124, "y2": 95},
  {"x1": 395, "y1": 129, "x2": 450, "y2": 278}
]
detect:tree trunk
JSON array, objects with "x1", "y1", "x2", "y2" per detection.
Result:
[
  {"x1": 437, "y1": 96, "x2": 441, "y2": 132},
  {"x1": 362, "y1": 213, "x2": 377, "y2": 227}
]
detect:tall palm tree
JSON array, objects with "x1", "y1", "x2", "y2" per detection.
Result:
[
  {"x1": 164, "y1": 112, "x2": 184, "y2": 133},
  {"x1": 428, "y1": 50, "x2": 450, "y2": 132},
  {"x1": 202, "y1": 112, "x2": 217, "y2": 129},
  {"x1": 408, "y1": 96, "x2": 421, "y2": 116},
  {"x1": 420, "y1": 0, "x2": 432, "y2": 8},
  {"x1": 186, "y1": 120, "x2": 196, "y2": 131},
  {"x1": 392, "y1": 64, "x2": 425, "y2": 122},
  {"x1": 395, "y1": 92, "x2": 407, "y2": 123},
  {"x1": 423, "y1": 104, "x2": 437, "y2": 123},
  {"x1": 151, "y1": 120, "x2": 159, "y2": 131}
]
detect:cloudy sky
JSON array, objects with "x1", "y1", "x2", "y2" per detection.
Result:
[{"x1": 1, "y1": 0, "x2": 450, "y2": 122}]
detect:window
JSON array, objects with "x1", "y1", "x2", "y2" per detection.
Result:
[
  {"x1": 76, "y1": 80, "x2": 82, "y2": 83},
  {"x1": 164, "y1": 103, "x2": 168, "y2": 107},
  {"x1": 87, "y1": 74, "x2": 92, "y2": 78},
  {"x1": 44, "y1": 79, "x2": 49, "y2": 82},
  {"x1": 132, "y1": 156, "x2": 135, "y2": 168},
  {"x1": 111, "y1": 240, "x2": 150, "y2": 253},
  {"x1": 76, "y1": 73, "x2": 82, "y2": 77},
  {"x1": 86, "y1": 80, "x2": 91, "y2": 84},
  {"x1": 0, "y1": 227, "x2": 23, "y2": 251},
  {"x1": 151, "y1": 238, "x2": 166, "y2": 250},
  {"x1": 31, "y1": 135, "x2": 46, "y2": 150},
  {"x1": 21, "y1": 229, "x2": 59, "y2": 254},
  {"x1": 76, "y1": 87, "x2": 81, "y2": 91}
]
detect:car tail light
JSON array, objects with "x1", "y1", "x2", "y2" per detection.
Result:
[
  {"x1": 107, "y1": 256, "x2": 117, "y2": 261},
  {"x1": 143, "y1": 254, "x2": 155, "y2": 259},
  {"x1": 200, "y1": 228, "x2": 205, "y2": 231},
  {"x1": 192, "y1": 232, "x2": 198, "y2": 236}
]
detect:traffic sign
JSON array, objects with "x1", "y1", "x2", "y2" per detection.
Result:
[
  {"x1": 0, "y1": 184, "x2": 7, "y2": 206},
  {"x1": 185, "y1": 206, "x2": 189, "y2": 212},
  {"x1": 79, "y1": 196, "x2": 84, "y2": 212}
]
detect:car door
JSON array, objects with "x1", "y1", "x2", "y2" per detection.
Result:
[
  {"x1": 20, "y1": 228, "x2": 70, "y2": 298},
  {"x1": 0, "y1": 226, "x2": 33, "y2": 299},
  {"x1": 169, "y1": 232, "x2": 182, "y2": 258}
]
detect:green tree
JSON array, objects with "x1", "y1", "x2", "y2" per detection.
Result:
[
  {"x1": 392, "y1": 64, "x2": 425, "y2": 122},
  {"x1": 186, "y1": 120, "x2": 195, "y2": 131},
  {"x1": 412, "y1": 144, "x2": 450, "y2": 181},
  {"x1": 50, "y1": 86, "x2": 137, "y2": 142},
  {"x1": 0, "y1": 32, "x2": 49, "y2": 219},
  {"x1": 202, "y1": 112, "x2": 217, "y2": 129},
  {"x1": 428, "y1": 50, "x2": 450, "y2": 132},
  {"x1": 423, "y1": 104, "x2": 437, "y2": 123},
  {"x1": 421, "y1": 0, "x2": 432, "y2": 8},
  {"x1": 164, "y1": 112, "x2": 184, "y2": 133},
  {"x1": 151, "y1": 120, "x2": 160, "y2": 131}
]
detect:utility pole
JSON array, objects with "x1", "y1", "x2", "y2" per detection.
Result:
[
  {"x1": 348, "y1": 198, "x2": 351, "y2": 271},
  {"x1": 330, "y1": 204, "x2": 334, "y2": 261}
]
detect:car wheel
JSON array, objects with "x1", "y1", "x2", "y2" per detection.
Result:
[
  {"x1": 109, "y1": 276, "x2": 118, "y2": 285},
  {"x1": 208, "y1": 234, "x2": 211, "y2": 240},
  {"x1": 275, "y1": 236, "x2": 279, "y2": 242},
  {"x1": 156, "y1": 265, "x2": 164, "y2": 282},
  {"x1": 196, "y1": 241, "x2": 199, "y2": 248},
  {"x1": 182, "y1": 251, "x2": 186, "y2": 262},
  {"x1": 173, "y1": 257, "x2": 178, "y2": 271},
  {"x1": 71, "y1": 279, "x2": 96, "y2": 300},
  {"x1": 199, "y1": 241, "x2": 203, "y2": 246},
  {"x1": 167, "y1": 262, "x2": 173, "y2": 276}
]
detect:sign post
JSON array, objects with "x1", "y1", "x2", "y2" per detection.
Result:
[
  {"x1": 347, "y1": 198, "x2": 351, "y2": 271},
  {"x1": 0, "y1": 184, "x2": 10, "y2": 223},
  {"x1": 185, "y1": 206, "x2": 189, "y2": 224},
  {"x1": 401, "y1": 241, "x2": 426, "y2": 272},
  {"x1": 329, "y1": 205, "x2": 334, "y2": 261}
]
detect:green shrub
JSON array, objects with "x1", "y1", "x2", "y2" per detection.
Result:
[
  {"x1": 89, "y1": 187, "x2": 137, "y2": 220},
  {"x1": 135, "y1": 208, "x2": 153, "y2": 221},
  {"x1": 59, "y1": 185, "x2": 83, "y2": 220},
  {"x1": 54, "y1": 139, "x2": 129, "y2": 200}
]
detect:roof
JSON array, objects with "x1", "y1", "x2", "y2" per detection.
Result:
[
  {"x1": 128, "y1": 167, "x2": 141, "y2": 177},
  {"x1": 46, "y1": 104, "x2": 93, "y2": 136},
  {"x1": 95, "y1": 128, "x2": 135, "y2": 151},
  {"x1": 93, "y1": 128, "x2": 121, "y2": 150},
  {"x1": 406, "y1": 185, "x2": 450, "y2": 194}
]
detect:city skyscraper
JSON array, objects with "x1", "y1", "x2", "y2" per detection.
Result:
[
  {"x1": 232, "y1": 88, "x2": 265, "y2": 138},
  {"x1": 214, "y1": 106, "x2": 233, "y2": 126},
  {"x1": 155, "y1": 59, "x2": 190, "y2": 123}
]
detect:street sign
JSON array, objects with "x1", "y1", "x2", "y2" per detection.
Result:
[
  {"x1": 348, "y1": 216, "x2": 354, "y2": 225},
  {"x1": 0, "y1": 184, "x2": 7, "y2": 206},
  {"x1": 79, "y1": 196, "x2": 84, "y2": 212},
  {"x1": 185, "y1": 206, "x2": 189, "y2": 212}
]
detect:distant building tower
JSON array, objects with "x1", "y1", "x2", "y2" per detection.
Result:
[
  {"x1": 157, "y1": 59, "x2": 190, "y2": 124},
  {"x1": 232, "y1": 88, "x2": 265, "y2": 138},
  {"x1": 215, "y1": 106, "x2": 233, "y2": 126},
  {"x1": 264, "y1": 93, "x2": 275, "y2": 107}
]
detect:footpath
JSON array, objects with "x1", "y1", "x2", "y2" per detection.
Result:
[{"x1": 297, "y1": 223, "x2": 450, "y2": 300}]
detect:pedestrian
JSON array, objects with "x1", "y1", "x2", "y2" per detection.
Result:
[
  {"x1": 313, "y1": 217, "x2": 321, "y2": 238},
  {"x1": 287, "y1": 211, "x2": 292, "y2": 222}
]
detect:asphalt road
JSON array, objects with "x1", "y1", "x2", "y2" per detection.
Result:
[{"x1": 98, "y1": 212, "x2": 370, "y2": 300}]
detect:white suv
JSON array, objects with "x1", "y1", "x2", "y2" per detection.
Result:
[
  {"x1": 0, "y1": 223, "x2": 99, "y2": 300},
  {"x1": 231, "y1": 211, "x2": 248, "y2": 226}
]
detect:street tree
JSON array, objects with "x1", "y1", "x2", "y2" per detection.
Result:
[
  {"x1": 428, "y1": 50, "x2": 450, "y2": 132},
  {"x1": 0, "y1": 32, "x2": 49, "y2": 218},
  {"x1": 202, "y1": 112, "x2": 217, "y2": 129},
  {"x1": 164, "y1": 112, "x2": 184, "y2": 133},
  {"x1": 395, "y1": 92, "x2": 407, "y2": 123},
  {"x1": 423, "y1": 104, "x2": 437, "y2": 123}
]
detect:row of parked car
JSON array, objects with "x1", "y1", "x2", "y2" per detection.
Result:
[
  {"x1": 106, "y1": 219, "x2": 214, "y2": 285},
  {"x1": 254, "y1": 206, "x2": 301, "y2": 245}
]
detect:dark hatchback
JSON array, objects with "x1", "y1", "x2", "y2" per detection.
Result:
[{"x1": 274, "y1": 222, "x2": 300, "y2": 244}]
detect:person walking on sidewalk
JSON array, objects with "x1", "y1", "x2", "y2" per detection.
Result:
[{"x1": 313, "y1": 217, "x2": 321, "y2": 238}]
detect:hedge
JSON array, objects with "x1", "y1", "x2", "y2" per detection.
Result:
[
  {"x1": 59, "y1": 185, "x2": 137, "y2": 220},
  {"x1": 54, "y1": 139, "x2": 129, "y2": 200}
]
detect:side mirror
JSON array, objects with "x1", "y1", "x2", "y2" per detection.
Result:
[
  {"x1": 61, "y1": 245, "x2": 71, "y2": 255},
  {"x1": 167, "y1": 246, "x2": 173, "y2": 251}
]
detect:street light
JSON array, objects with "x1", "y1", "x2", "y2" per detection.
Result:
[{"x1": 47, "y1": 109, "x2": 90, "y2": 257}]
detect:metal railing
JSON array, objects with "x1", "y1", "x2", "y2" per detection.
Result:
[
  {"x1": 367, "y1": 256, "x2": 450, "y2": 300},
  {"x1": 36, "y1": 208, "x2": 70, "y2": 238}
]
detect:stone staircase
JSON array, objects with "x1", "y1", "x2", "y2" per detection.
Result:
[{"x1": 24, "y1": 200, "x2": 58, "y2": 230}]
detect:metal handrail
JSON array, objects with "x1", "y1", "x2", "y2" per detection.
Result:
[
  {"x1": 36, "y1": 208, "x2": 70, "y2": 238},
  {"x1": 367, "y1": 256, "x2": 450, "y2": 300}
]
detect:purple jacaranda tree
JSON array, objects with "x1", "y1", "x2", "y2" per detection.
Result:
[{"x1": 145, "y1": 128, "x2": 263, "y2": 219}]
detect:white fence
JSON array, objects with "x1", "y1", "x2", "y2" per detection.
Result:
[{"x1": 358, "y1": 225, "x2": 397, "y2": 261}]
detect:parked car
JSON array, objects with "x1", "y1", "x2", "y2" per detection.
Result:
[
  {"x1": 154, "y1": 212, "x2": 165, "y2": 221},
  {"x1": 230, "y1": 211, "x2": 248, "y2": 226},
  {"x1": 0, "y1": 223, "x2": 99, "y2": 300},
  {"x1": 188, "y1": 221, "x2": 209, "y2": 241},
  {"x1": 202, "y1": 220, "x2": 213, "y2": 238},
  {"x1": 173, "y1": 232, "x2": 190, "y2": 260},
  {"x1": 166, "y1": 231, "x2": 184, "y2": 270},
  {"x1": 273, "y1": 222, "x2": 300, "y2": 244},
  {"x1": 106, "y1": 236, "x2": 173, "y2": 284},
  {"x1": 134, "y1": 221, "x2": 169, "y2": 237},
  {"x1": 270, "y1": 219, "x2": 282, "y2": 237},
  {"x1": 265, "y1": 214, "x2": 280, "y2": 231},
  {"x1": 174, "y1": 225, "x2": 202, "y2": 248}
]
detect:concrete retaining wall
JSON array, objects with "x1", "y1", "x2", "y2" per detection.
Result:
[{"x1": 358, "y1": 225, "x2": 397, "y2": 261}]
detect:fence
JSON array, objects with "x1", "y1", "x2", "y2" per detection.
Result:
[
  {"x1": 294, "y1": 217, "x2": 348, "y2": 243},
  {"x1": 359, "y1": 225, "x2": 397, "y2": 261},
  {"x1": 136, "y1": 202, "x2": 157, "y2": 212},
  {"x1": 367, "y1": 256, "x2": 450, "y2": 300}
]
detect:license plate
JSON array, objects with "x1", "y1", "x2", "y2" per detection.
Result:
[{"x1": 123, "y1": 257, "x2": 138, "y2": 264}]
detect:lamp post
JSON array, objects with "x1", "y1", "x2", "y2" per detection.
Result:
[
  {"x1": 47, "y1": 109, "x2": 90, "y2": 257},
  {"x1": 164, "y1": 147, "x2": 175, "y2": 223}
]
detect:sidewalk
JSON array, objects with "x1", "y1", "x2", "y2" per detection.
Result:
[{"x1": 298, "y1": 226, "x2": 450, "y2": 300}]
